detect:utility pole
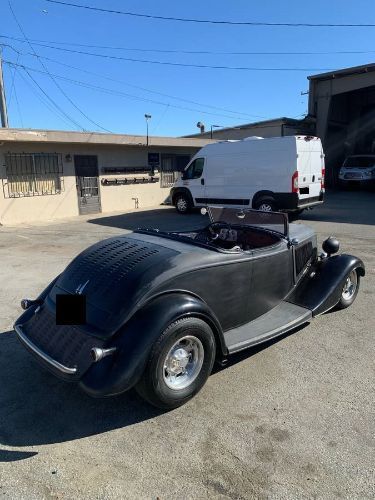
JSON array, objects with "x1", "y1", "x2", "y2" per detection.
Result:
[
  {"x1": 145, "y1": 114, "x2": 151, "y2": 146},
  {"x1": 0, "y1": 54, "x2": 9, "y2": 128}
]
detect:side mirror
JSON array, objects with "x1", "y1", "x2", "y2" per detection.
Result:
[{"x1": 322, "y1": 236, "x2": 340, "y2": 256}]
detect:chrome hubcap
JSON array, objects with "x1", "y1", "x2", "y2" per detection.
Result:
[
  {"x1": 163, "y1": 335, "x2": 204, "y2": 390},
  {"x1": 342, "y1": 270, "x2": 358, "y2": 301},
  {"x1": 177, "y1": 198, "x2": 187, "y2": 211},
  {"x1": 258, "y1": 203, "x2": 272, "y2": 212}
]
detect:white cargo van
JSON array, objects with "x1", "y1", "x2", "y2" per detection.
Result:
[{"x1": 171, "y1": 135, "x2": 325, "y2": 214}]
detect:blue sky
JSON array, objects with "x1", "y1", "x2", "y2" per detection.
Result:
[{"x1": 1, "y1": 0, "x2": 375, "y2": 136}]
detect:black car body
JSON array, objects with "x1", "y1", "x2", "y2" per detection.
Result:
[{"x1": 14, "y1": 207, "x2": 365, "y2": 408}]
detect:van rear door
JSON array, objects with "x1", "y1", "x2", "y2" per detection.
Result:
[{"x1": 296, "y1": 137, "x2": 324, "y2": 204}]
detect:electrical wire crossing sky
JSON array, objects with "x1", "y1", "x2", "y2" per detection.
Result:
[{"x1": 1, "y1": 0, "x2": 375, "y2": 136}]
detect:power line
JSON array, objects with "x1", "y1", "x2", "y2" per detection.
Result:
[
  {"x1": 6, "y1": 51, "x2": 20, "y2": 105},
  {"x1": 7, "y1": 1, "x2": 84, "y2": 130},
  {"x1": 2, "y1": 40, "x2": 332, "y2": 72},
  {"x1": 1, "y1": 34, "x2": 375, "y2": 56},
  {"x1": 45, "y1": 0, "x2": 375, "y2": 27},
  {"x1": 1, "y1": 43, "x2": 265, "y2": 118},
  {"x1": 8, "y1": 0, "x2": 112, "y2": 132},
  {"x1": 12, "y1": 68, "x2": 23, "y2": 127},
  {"x1": 17, "y1": 68, "x2": 75, "y2": 127},
  {"x1": 4, "y1": 60, "x2": 259, "y2": 121},
  {"x1": 23, "y1": 67, "x2": 88, "y2": 128}
]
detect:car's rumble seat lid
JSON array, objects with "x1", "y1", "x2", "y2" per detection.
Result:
[{"x1": 49, "y1": 236, "x2": 179, "y2": 334}]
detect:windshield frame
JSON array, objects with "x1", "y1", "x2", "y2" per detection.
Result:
[{"x1": 205, "y1": 206, "x2": 289, "y2": 238}]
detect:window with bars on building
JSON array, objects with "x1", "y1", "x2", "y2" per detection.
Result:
[{"x1": 3, "y1": 153, "x2": 64, "y2": 198}]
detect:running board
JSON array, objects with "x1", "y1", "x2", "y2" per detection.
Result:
[{"x1": 225, "y1": 302, "x2": 312, "y2": 354}]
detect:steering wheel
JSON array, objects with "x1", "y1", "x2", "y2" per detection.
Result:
[{"x1": 207, "y1": 221, "x2": 232, "y2": 241}]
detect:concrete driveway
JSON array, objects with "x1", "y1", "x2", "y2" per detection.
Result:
[{"x1": 0, "y1": 191, "x2": 374, "y2": 499}]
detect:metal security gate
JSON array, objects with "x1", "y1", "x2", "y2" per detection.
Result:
[
  {"x1": 74, "y1": 155, "x2": 101, "y2": 215},
  {"x1": 160, "y1": 155, "x2": 190, "y2": 188}
]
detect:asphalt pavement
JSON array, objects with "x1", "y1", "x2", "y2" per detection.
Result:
[{"x1": 0, "y1": 190, "x2": 374, "y2": 499}]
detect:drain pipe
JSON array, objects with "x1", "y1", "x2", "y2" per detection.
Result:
[{"x1": 132, "y1": 197, "x2": 139, "y2": 209}]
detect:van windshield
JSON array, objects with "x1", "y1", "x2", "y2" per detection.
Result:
[
  {"x1": 343, "y1": 156, "x2": 375, "y2": 168},
  {"x1": 206, "y1": 206, "x2": 289, "y2": 237}
]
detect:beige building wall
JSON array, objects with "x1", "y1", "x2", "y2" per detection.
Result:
[{"x1": 0, "y1": 142, "x2": 197, "y2": 225}]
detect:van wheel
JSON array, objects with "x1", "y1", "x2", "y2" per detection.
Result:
[
  {"x1": 174, "y1": 194, "x2": 191, "y2": 214},
  {"x1": 254, "y1": 197, "x2": 277, "y2": 212}
]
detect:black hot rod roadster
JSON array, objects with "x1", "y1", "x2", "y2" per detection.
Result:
[{"x1": 14, "y1": 207, "x2": 364, "y2": 409}]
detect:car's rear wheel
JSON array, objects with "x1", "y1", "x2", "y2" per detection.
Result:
[
  {"x1": 254, "y1": 197, "x2": 277, "y2": 212},
  {"x1": 335, "y1": 269, "x2": 360, "y2": 310},
  {"x1": 174, "y1": 193, "x2": 191, "y2": 214},
  {"x1": 135, "y1": 317, "x2": 216, "y2": 409}
]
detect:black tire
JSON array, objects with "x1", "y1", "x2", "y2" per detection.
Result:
[
  {"x1": 135, "y1": 317, "x2": 216, "y2": 410},
  {"x1": 334, "y1": 269, "x2": 360, "y2": 310},
  {"x1": 253, "y1": 197, "x2": 277, "y2": 212},
  {"x1": 174, "y1": 193, "x2": 191, "y2": 214}
]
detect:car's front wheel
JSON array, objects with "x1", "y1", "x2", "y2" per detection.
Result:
[
  {"x1": 335, "y1": 269, "x2": 360, "y2": 310},
  {"x1": 136, "y1": 317, "x2": 216, "y2": 409}
]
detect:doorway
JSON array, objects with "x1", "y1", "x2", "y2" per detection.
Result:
[
  {"x1": 160, "y1": 154, "x2": 191, "y2": 188},
  {"x1": 74, "y1": 155, "x2": 101, "y2": 215}
]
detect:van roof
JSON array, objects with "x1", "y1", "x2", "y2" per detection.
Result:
[{"x1": 201, "y1": 135, "x2": 320, "y2": 149}]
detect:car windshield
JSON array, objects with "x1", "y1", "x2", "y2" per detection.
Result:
[
  {"x1": 343, "y1": 156, "x2": 375, "y2": 168},
  {"x1": 206, "y1": 206, "x2": 289, "y2": 237}
]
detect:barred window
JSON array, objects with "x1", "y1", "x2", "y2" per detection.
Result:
[{"x1": 3, "y1": 153, "x2": 64, "y2": 198}]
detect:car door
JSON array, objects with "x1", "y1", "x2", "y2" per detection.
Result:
[
  {"x1": 247, "y1": 243, "x2": 294, "y2": 321},
  {"x1": 182, "y1": 157, "x2": 206, "y2": 205}
]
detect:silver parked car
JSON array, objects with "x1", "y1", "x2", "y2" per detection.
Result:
[{"x1": 338, "y1": 155, "x2": 375, "y2": 188}]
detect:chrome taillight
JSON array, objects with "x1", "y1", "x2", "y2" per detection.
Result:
[{"x1": 90, "y1": 347, "x2": 117, "y2": 362}]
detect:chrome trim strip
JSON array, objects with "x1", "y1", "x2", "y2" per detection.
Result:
[{"x1": 14, "y1": 324, "x2": 77, "y2": 375}]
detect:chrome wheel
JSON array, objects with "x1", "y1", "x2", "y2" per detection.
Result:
[
  {"x1": 176, "y1": 197, "x2": 188, "y2": 212},
  {"x1": 258, "y1": 203, "x2": 273, "y2": 212},
  {"x1": 342, "y1": 270, "x2": 358, "y2": 301},
  {"x1": 163, "y1": 335, "x2": 204, "y2": 390}
]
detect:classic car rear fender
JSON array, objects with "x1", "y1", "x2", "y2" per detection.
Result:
[
  {"x1": 79, "y1": 292, "x2": 226, "y2": 397},
  {"x1": 288, "y1": 254, "x2": 365, "y2": 316}
]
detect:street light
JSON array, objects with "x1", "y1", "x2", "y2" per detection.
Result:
[
  {"x1": 145, "y1": 114, "x2": 151, "y2": 146},
  {"x1": 210, "y1": 124, "x2": 222, "y2": 139}
]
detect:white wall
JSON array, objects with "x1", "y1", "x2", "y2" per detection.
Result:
[{"x1": 0, "y1": 143, "x2": 196, "y2": 225}]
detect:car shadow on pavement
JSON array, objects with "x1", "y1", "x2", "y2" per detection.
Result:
[
  {"x1": 212, "y1": 323, "x2": 307, "y2": 374},
  {"x1": 0, "y1": 323, "x2": 307, "y2": 454},
  {"x1": 0, "y1": 330, "x2": 163, "y2": 450},
  {"x1": 0, "y1": 449, "x2": 38, "y2": 462},
  {"x1": 87, "y1": 208, "x2": 206, "y2": 232}
]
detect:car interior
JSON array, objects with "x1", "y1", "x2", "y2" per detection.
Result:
[{"x1": 172, "y1": 223, "x2": 281, "y2": 251}]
